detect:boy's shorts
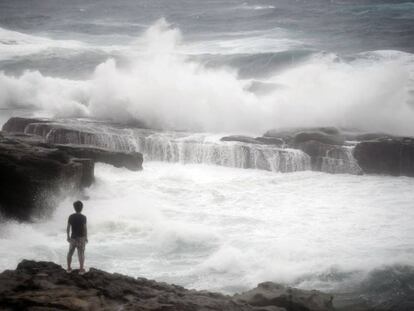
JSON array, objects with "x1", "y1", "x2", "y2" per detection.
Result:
[{"x1": 69, "y1": 237, "x2": 86, "y2": 254}]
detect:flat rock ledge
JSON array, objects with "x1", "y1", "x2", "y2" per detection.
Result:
[
  {"x1": 1, "y1": 117, "x2": 143, "y2": 171},
  {"x1": 222, "y1": 126, "x2": 414, "y2": 177},
  {"x1": 0, "y1": 133, "x2": 93, "y2": 220},
  {"x1": 0, "y1": 260, "x2": 334, "y2": 311},
  {"x1": 0, "y1": 131, "x2": 143, "y2": 220}
]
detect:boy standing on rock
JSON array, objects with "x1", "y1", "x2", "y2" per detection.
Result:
[{"x1": 66, "y1": 200, "x2": 88, "y2": 274}]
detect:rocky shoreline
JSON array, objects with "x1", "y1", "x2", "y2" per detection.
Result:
[
  {"x1": 0, "y1": 260, "x2": 334, "y2": 311},
  {"x1": 1, "y1": 260, "x2": 413, "y2": 311}
]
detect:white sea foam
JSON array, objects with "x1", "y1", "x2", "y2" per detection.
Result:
[
  {"x1": 0, "y1": 20, "x2": 414, "y2": 135},
  {"x1": 240, "y1": 4, "x2": 276, "y2": 11},
  {"x1": 0, "y1": 163, "x2": 414, "y2": 293},
  {"x1": 0, "y1": 27, "x2": 87, "y2": 61},
  {"x1": 182, "y1": 27, "x2": 304, "y2": 55},
  {"x1": 0, "y1": 26, "x2": 130, "y2": 62}
]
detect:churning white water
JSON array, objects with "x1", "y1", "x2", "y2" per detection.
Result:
[
  {"x1": 1, "y1": 162, "x2": 413, "y2": 293},
  {"x1": 1, "y1": 20, "x2": 414, "y2": 135}
]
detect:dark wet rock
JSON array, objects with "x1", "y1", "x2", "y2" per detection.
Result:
[
  {"x1": 265, "y1": 127, "x2": 344, "y2": 146},
  {"x1": 0, "y1": 260, "x2": 344, "y2": 311},
  {"x1": 221, "y1": 128, "x2": 361, "y2": 175},
  {"x1": 352, "y1": 133, "x2": 396, "y2": 142},
  {"x1": 0, "y1": 133, "x2": 93, "y2": 220},
  {"x1": 221, "y1": 135, "x2": 266, "y2": 145},
  {"x1": 235, "y1": 282, "x2": 334, "y2": 311},
  {"x1": 27, "y1": 123, "x2": 136, "y2": 154},
  {"x1": 352, "y1": 265, "x2": 414, "y2": 311},
  {"x1": 55, "y1": 145, "x2": 143, "y2": 171},
  {"x1": 264, "y1": 127, "x2": 342, "y2": 143},
  {"x1": 0, "y1": 260, "x2": 253, "y2": 311},
  {"x1": 1, "y1": 117, "x2": 50, "y2": 133},
  {"x1": 354, "y1": 138, "x2": 414, "y2": 177},
  {"x1": 2, "y1": 117, "x2": 144, "y2": 171},
  {"x1": 262, "y1": 127, "x2": 414, "y2": 176},
  {"x1": 262, "y1": 127, "x2": 352, "y2": 174},
  {"x1": 0, "y1": 130, "x2": 143, "y2": 220},
  {"x1": 1, "y1": 118, "x2": 144, "y2": 219},
  {"x1": 222, "y1": 126, "x2": 414, "y2": 177},
  {"x1": 3, "y1": 117, "x2": 136, "y2": 153},
  {"x1": 221, "y1": 136, "x2": 284, "y2": 146},
  {"x1": 334, "y1": 265, "x2": 414, "y2": 311},
  {"x1": 73, "y1": 158, "x2": 95, "y2": 188},
  {"x1": 295, "y1": 141, "x2": 362, "y2": 175},
  {"x1": 293, "y1": 132, "x2": 345, "y2": 146},
  {"x1": 1, "y1": 262, "x2": 413, "y2": 311},
  {"x1": 255, "y1": 137, "x2": 285, "y2": 146},
  {"x1": 45, "y1": 127, "x2": 106, "y2": 145}
]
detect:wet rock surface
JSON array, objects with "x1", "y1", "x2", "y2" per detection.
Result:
[
  {"x1": 6, "y1": 117, "x2": 414, "y2": 177},
  {"x1": 354, "y1": 138, "x2": 414, "y2": 177},
  {"x1": 222, "y1": 128, "x2": 361, "y2": 175},
  {"x1": 1, "y1": 117, "x2": 50, "y2": 134},
  {"x1": 0, "y1": 121, "x2": 143, "y2": 220},
  {"x1": 0, "y1": 260, "x2": 335, "y2": 311},
  {"x1": 333, "y1": 265, "x2": 414, "y2": 311},
  {"x1": 55, "y1": 144, "x2": 143, "y2": 171},
  {"x1": 227, "y1": 127, "x2": 414, "y2": 177},
  {"x1": 2, "y1": 118, "x2": 144, "y2": 171},
  {"x1": 0, "y1": 132, "x2": 92, "y2": 220},
  {"x1": 221, "y1": 136, "x2": 285, "y2": 146},
  {"x1": 264, "y1": 127, "x2": 343, "y2": 145},
  {"x1": 235, "y1": 282, "x2": 334, "y2": 311},
  {"x1": 2, "y1": 261, "x2": 410, "y2": 311},
  {"x1": 294, "y1": 140, "x2": 362, "y2": 175}
]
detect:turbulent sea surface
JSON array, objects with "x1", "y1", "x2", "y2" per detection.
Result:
[
  {"x1": 2, "y1": 163, "x2": 414, "y2": 293},
  {"x1": 1, "y1": 0, "x2": 414, "y2": 294}
]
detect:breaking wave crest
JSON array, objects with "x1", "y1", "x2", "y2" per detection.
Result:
[{"x1": 1, "y1": 19, "x2": 414, "y2": 135}]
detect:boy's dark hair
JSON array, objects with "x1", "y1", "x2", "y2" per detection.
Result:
[{"x1": 73, "y1": 200, "x2": 83, "y2": 213}]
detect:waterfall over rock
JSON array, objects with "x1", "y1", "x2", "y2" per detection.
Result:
[
  {"x1": 13, "y1": 118, "x2": 311, "y2": 173},
  {"x1": 135, "y1": 132, "x2": 311, "y2": 172},
  {"x1": 2, "y1": 117, "x2": 369, "y2": 175}
]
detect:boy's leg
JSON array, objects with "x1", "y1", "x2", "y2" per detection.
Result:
[
  {"x1": 67, "y1": 242, "x2": 75, "y2": 271},
  {"x1": 77, "y1": 239, "x2": 86, "y2": 272}
]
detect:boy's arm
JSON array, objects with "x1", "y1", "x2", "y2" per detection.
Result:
[
  {"x1": 84, "y1": 224, "x2": 88, "y2": 243},
  {"x1": 66, "y1": 219, "x2": 71, "y2": 242}
]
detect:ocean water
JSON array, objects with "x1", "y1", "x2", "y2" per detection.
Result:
[
  {"x1": 0, "y1": 0, "x2": 413, "y2": 134},
  {"x1": 1, "y1": 0, "x2": 414, "y2": 295},
  {"x1": 1, "y1": 163, "x2": 414, "y2": 294}
]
